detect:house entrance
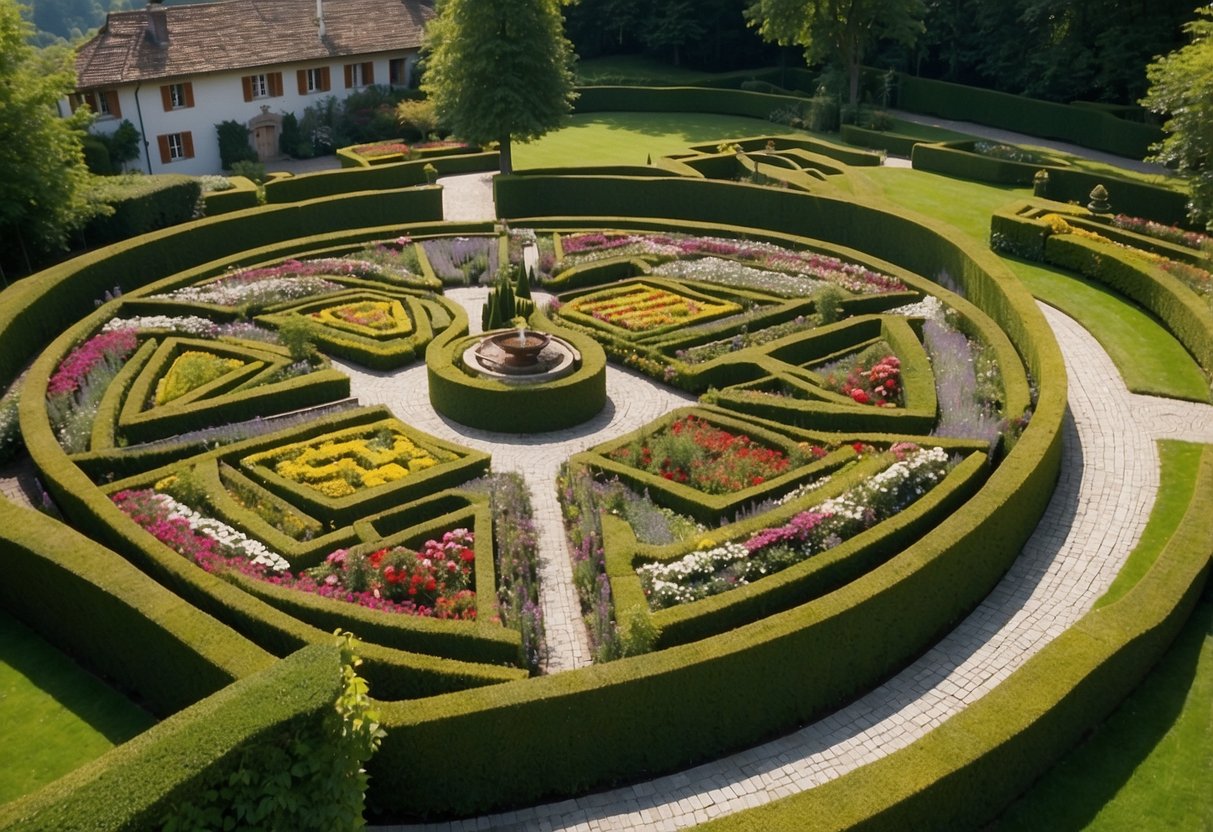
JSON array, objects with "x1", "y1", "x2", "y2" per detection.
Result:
[
  {"x1": 253, "y1": 124, "x2": 278, "y2": 161},
  {"x1": 247, "y1": 106, "x2": 283, "y2": 162}
]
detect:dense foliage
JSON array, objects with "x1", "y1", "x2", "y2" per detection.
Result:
[
  {"x1": 422, "y1": 0, "x2": 576, "y2": 173},
  {"x1": 1142, "y1": 7, "x2": 1213, "y2": 231},
  {"x1": 1, "y1": 0, "x2": 95, "y2": 278}
]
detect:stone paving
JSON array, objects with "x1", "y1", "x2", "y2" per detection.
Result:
[{"x1": 368, "y1": 302, "x2": 1213, "y2": 831}]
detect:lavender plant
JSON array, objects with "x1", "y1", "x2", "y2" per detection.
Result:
[
  {"x1": 557, "y1": 463, "x2": 622, "y2": 662},
  {"x1": 467, "y1": 472, "x2": 546, "y2": 673},
  {"x1": 923, "y1": 319, "x2": 1004, "y2": 445},
  {"x1": 421, "y1": 236, "x2": 498, "y2": 286}
]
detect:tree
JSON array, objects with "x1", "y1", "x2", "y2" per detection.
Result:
[
  {"x1": 0, "y1": 0, "x2": 95, "y2": 277},
  {"x1": 422, "y1": 0, "x2": 576, "y2": 174},
  {"x1": 640, "y1": 0, "x2": 705, "y2": 66},
  {"x1": 1142, "y1": 6, "x2": 1213, "y2": 231},
  {"x1": 745, "y1": 0, "x2": 925, "y2": 106}
]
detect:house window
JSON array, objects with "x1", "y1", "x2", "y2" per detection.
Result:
[
  {"x1": 160, "y1": 82, "x2": 194, "y2": 111},
  {"x1": 344, "y1": 61, "x2": 374, "y2": 89},
  {"x1": 389, "y1": 58, "x2": 406, "y2": 86},
  {"x1": 242, "y1": 72, "x2": 282, "y2": 101},
  {"x1": 157, "y1": 131, "x2": 195, "y2": 164},
  {"x1": 298, "y1": 66, "x2": 331, "y2": 94},
  {"x1": 71, "y1": 90, "x2": 121, "y2": 117}
]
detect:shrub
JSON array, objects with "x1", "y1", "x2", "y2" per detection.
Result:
[
  {"x1": 396, "y1": 98, "x2": 441, "y2": 141},
  {"x1": 216, "y1": 119, "x2": 257, "y2": 169},
  {"x1": 80, "y1": 174, "x2": 203, "y2": 246},
  {"x1": 230, "y1": 159, "x2": 266, "y2": 185}
]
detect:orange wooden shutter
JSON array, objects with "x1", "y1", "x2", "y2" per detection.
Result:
[
  {"x1": 363, "y1": 62, "x2": 373, "y2": 84},
  {"x1": 157, "y1": 135, "x2": 171, "y2": 163},
  {"x1": 183, "y1": 82, "x2": 194, "y2": 107},
  {"x1": 160, "y1": 85, "x2": 173, "y2": 111},
  {"x1": 182, "y1": 132, "x2": 195, "y2": 159},
  {"x1": 106, "y1": 91, "x2": 122, "y2": 118},
  {"x1": 297, "y1": 69, "x2": 307, "y2": 94},
  {"x1": 242, "y1": 76, "x2": 253, "y2": 101},
  {"x1": 344, "y1": 64, "x2": 353, "y2": 89},
  {"x1": 269, "y1": 72, "x2": 283, "y2": 96}
]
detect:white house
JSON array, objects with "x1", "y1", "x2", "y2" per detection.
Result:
[{"x1": 71, "y1": 0, "x2": 434, "y2": 175}]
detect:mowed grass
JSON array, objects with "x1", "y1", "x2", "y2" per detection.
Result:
[
  {"x1": 513, "y1": 111, "x2": 788, "y2": 169},
  {"x1": 0, "y1": 609, "x2": 154, "y2": 803},
  {"x1": 994, "y1": 594, "x2": 1213, "y2": 831},
  {"x1": 862, "y1": 166, "x2": 1212, "y2": 402}
]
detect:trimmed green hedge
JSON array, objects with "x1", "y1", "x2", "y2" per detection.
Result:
[
  {"x1": 263, "y1": 153, "x2": 498, "y2": 204},
  {"x1": 840, "y1": 125, "x2": 916, "y2": 157},
  {"x1": 697, "y1": 442, "x2": 1213, "y2": 832},
  {"x1": 0, "y1": 501, "x2": 273, "y2": 717},
  {"x1": 915, "y1": 142, "x2": 1191, "y2": 226},
  {"x1": 990, "y1": 203, "x2": 1213, "y2": 375},
  {"x1": 1045, "y1": 234, "x2": 1213, "y2": 373},
  {"x1": 894, "y1": 72, "x2": 1163, "y2": 159},
  {"x1": 202, "y1": 176, "x2": 260, "y2": 216},
  {"x1": 0, "y1": 644, "x2": 340, "y2": 831},
  {"x1": 81, "y1": 174, "x2": 203, "y2": 248},
  {"x1": 426, "y1": 309, "x2": 610, "y2": 434}
]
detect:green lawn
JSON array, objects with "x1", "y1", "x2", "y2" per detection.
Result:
[
  {"x1": 991, "y1": 441, "x2": 1213, "y2": 831},
  {"x1": 513, "y1": 111, "x2": 786, "y2": 169},
  {"x1": 0, "y1": 610, "x2": 154, "y2": 804},
  {"x1": 994, "y1": 594, "x2": 1213, "y2": 831}
]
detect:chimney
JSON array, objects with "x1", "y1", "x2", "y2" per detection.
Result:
[
  {"x1": 316, "y1": 0, "x2": 325, "y2": 39},
  {"x1": 146, "y1": 2, "x2": 168, "y2": 47}
]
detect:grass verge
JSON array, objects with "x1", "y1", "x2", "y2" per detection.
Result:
[{"x1": 0, "y1": 609, "x2": 154, "y2": 804}]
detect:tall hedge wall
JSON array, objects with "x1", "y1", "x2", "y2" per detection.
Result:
[
  {"x1": 263, "y1": 152, "x2": 498, "y2": 204},
  {"x1": 894, "y1": 73, "x2": 1162, "y2": 159}
]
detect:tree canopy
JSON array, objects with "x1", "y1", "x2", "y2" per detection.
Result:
[
  {"x1": 0, "y1": 0, "x2": 95, "y2": 277},
  {"x1": 744, "y1": 0, "x2": 925, "y2": 105},
  {"x1": 422, "y1": 0, "x2": 577, "y2": 174},
  {"x1": 1142, "y1": 6, "x2": 1213, "y2": 231}
]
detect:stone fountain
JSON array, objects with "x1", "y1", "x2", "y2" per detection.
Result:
[{"x1": 463, "y1": 326, "x2": 579, "y2": 381}]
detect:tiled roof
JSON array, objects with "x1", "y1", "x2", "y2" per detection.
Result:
[{"x1": 75, "y1": 0, "x2": 433, "y2": 90}]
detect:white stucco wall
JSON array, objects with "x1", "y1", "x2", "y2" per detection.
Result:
[{"x1": 83, "y1": 51, "x2": 419, "y2": 176}]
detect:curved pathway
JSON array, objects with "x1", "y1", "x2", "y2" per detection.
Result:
[{"x1": 369, "y1": 302, "x2": 1213, "y2": 831}]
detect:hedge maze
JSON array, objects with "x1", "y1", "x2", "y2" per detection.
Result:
[{"x1": 1, "y1": 109, "x2": 1209, "y2": 830}]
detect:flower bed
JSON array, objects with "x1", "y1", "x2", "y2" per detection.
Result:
[
  {"x1": 46, "y1": 330, "x2": 140, "y2": 453},
  {"x1": 301, "y1": 529, "x2": 477, "y2": 619},
  {"x1": 353, "y1": 142, "x2": 411, "y2": 158},
  {"x1": 819, "y1": 345, "x2": 903, "y2": 406},
  {"x1": 1111, "y1": 214, "x2": 1212, "y2": 251},
  {"x1": 421, "y1": 237, "x2": 498, "y2": 286},
  {"x1": 112, "y1": 488, "x2": 291, "y2": 572},
  {"x1": 638, "y1": 445, "x2": 952, "y2": 608},
  {"x1": 310, "y1": 299, "x2": 414, "y2": 336},
  {"x1": 563, "y1": 283, "x2": 740, "y2": 333},
  {"x1": 556, "y1": 232, "x2": 906, "y2": 295},
  {"x1": 608, "y1": 414, "x2": 813, "y2": 494},
  {"x1": 155, "y1": 351, "x2": 245, "y2": 406},
  {"x1": 150, "y1": 258, "x2": 419, "y2": 308},
  {"x1": 245, "y1": 427, "x2": 452, "y2": 499}
]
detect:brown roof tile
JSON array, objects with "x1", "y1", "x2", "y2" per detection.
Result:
[{"x1": 76, "y1": 0, "x2": 433, "y2": 90}]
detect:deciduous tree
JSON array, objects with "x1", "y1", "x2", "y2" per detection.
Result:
[
  {"x1": 422, "y1": 0, "x2": 577, "y2": 174},
  {"x1": 1142, "y1": 6, "x2": 1213, "y2": 230},
  {"x1": 745, "y1": 0, "x2": 924, "y2": 106},
  {"x1": 0, "y1": 0, "x2": 95, "y2": 277}
]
